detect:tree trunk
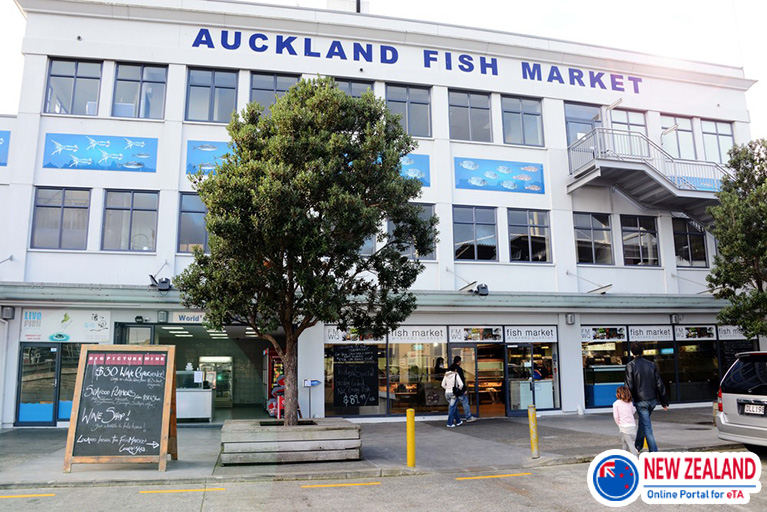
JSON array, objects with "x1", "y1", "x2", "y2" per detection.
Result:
[{"x1": 282, "y1": 333, "x2": 299, "y2": 426}]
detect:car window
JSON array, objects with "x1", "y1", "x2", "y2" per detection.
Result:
[{"x1": 721, "y1": 355, "x2": 767, "y2": 395}]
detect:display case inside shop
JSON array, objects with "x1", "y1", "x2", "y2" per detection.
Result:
[
  {"x1": 175, "y1": 370, "x2": 214, "y2": 421},
  {"x1": 584, "y1": 365, "x2": 625, "y2": 407},
  {"x1": 199, "y1": 356, "x2": 233, "y2": 408}
]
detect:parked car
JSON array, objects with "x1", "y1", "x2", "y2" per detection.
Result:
[{"x1": 716, "y1": 351, "x2": 767, "y2": 453}]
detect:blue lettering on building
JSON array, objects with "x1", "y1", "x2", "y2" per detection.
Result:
[{"x1": 522, "y1": 61, "x2": 642, "y2": 93}]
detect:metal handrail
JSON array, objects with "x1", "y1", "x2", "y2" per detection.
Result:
[{"x1": 568, "y1": 128, "x2": 731, "y2": 192}]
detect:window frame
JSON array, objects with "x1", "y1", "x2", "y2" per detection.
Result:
[
  {"x1": 45, "y1": 58, "x2": 102, "y2": 116},
  {"x1": 30, "y1": 187, "x2": 91, "y2": 250},
  {"x1": 701, "y1": 119, "x2": 735, "y2": 164},
  {"x1": 501, "y1": 95, "x2": 544, "y2": 147},
  {"x1": 385, "y1": 84, "x2": 432, "y2": 137},
  {"x1": 448, "y1": 89, "x2": 492, "y2": 142},
  {"x1": 453, "y1": 205, "x2": 497, "y2": 261},
  {"x1": 620, "y1": 215, "x2": 660, "y2": 267},
  {"x1": 672, "y1": 218, "x2": 708, "y2": 268},
  {"x1": 660, "y1": 115, "x2": 696, "y2": 160},
  {"x1": 564, "y1": 102, "x2": 601, "y2": 146},
  {"x1": 177, "y1": 192, "x2": 209, "y2": 254},
  {"x1": 112, "y1": 63, "x2": 168, "y2": 119},
  {"x1": 249, "y1": 72, "x2": 300, "y2": 115},
  {"x1": 101, "y1": 189, "x2": 159, "y2": 252},
  {"x1": 574, "y1": 212, "x2": 613, "y2": 265},
  {"x1": 334, "y1": 78, "x2": 374, "y2": 98},
  {"x1": 185, "y1": 68, "x2": 238, "y2": 123},
  {"x1": 387, "y1": 203, "x2": 436, "y2": 260},
  {"x1": 507, "y1": 208, "x2": 551, "y2": 263}
]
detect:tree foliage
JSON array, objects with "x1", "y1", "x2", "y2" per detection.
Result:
[
  {"x1": 707, "y1": 139, "x2": 767, "y2": 339},
  {"x1": 174, "y1": 77, "x2": 438, "y2": 424}
]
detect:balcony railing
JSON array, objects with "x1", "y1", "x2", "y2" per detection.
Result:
[{"x1": 568, "y1": 128, "x2": 730, "y2": 192}]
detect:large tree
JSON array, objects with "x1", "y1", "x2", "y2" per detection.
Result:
[
  {"x1": 707, "y1": 139, "x2": 767, "y2": 340},
  {"x1": 175, "y1": 77, "x2": 437, "y2": 425}
]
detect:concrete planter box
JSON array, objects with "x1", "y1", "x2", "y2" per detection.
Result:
[{"x1": 220, "y1": 418, "x2": 361, "y2": 465}]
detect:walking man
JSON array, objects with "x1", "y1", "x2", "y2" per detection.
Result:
[
  {"x1": 624, "y1": 343, "x2": 668, "y2": 452},
  {"x1": 449, "y1": 356, "x2": 477, "y2": 423}
]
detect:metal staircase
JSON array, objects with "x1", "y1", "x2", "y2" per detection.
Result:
[{"x1": 567, "y1": 128, "x2": 730, "y2": 226}]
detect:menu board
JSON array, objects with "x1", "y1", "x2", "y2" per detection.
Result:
[
  {"x1": 333, "y1": 344, "x2": 379, "y2": 408},
  {"x1": 721, "y1": 339, "x2": 758, "y2": 372},
  {"x1": 64, "y1": 345, "x2": 177, "y2": 472}
]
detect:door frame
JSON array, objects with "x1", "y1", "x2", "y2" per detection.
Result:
[
  {"x1": 506, "y1": 343, "x2": 535, "y2": 417},
  {"x1": 15, "y1": 342, "x2": 62, "y2": 426}
]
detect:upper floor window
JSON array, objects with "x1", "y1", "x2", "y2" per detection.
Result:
[
  {"x1": 178, "y1": 193, "x2": 209, "y2": 253},
  {"x1": 673, "y1": 218, "x2": 707, "y2": 267},
  {"x1": 360, "y1": 234, "x2": 377, "y2": 257},
  {"x1": 502, "y1": 96, "x2": 543, "y2": 146},
  {"x1": 334, "y1": 79, "x2": 373, "y2": 98},
  {"x1": 102, "y1": 190, "x2": 158, "y2": 252},
  {"x1": 386, "y1": 84, "x2": 431, "y2": 137},
  {"x1": 702, "y1": 120, "x2": 734, "y2": 164},
  {"x1": 574, "y1": 212, "x2": 612, "y2": 265},
  {"x1": 186, "y1": 68, "x2": 237, "y2": 123},
  {"x1": 45, "y1": 59, "x2": 101, "y2": 115},
  {"x1": 250, "y1": 73, "x2": 300, "y2": 116},
  {"x1": 508, "y1": 209, "x2": 551, "y2": 262},
  {"x1": 387, "y1": 204, "x2": 436, "y2": 260},
  {"x1": 31, "y1": 187, "x2": 90, "y2": 250},
  {"x1": 620, "y1": 215, "x2": 659, "y2": 266},
  {"x1": 453, "y1": 206, "x2": 497, "y2": 261},
  {"x1": 565, "y1": 103, "x2": 600, "y2": 146},
  {"x1": 660, "y1": 115, "x2": 695, "y2": 160},
  {"x1": 611, "y1": 109, "x2": 648, "y2": 156},
  {"x1": 113, "y1": 63, "x2": 167, "y2": 119},
  {"x1": 449, "y1": 90, "x2": 491, "y2": 142}
]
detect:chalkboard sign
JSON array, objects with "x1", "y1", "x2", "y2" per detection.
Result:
[
  {"x1": 63, "y1": 345, "x2": 177, "y2": 472},
  {"x1": 721, "y1": 339, "x2": 758, "y2": 372},
  {"x1": 333, "y1": 344, "x2": 379, "y2": 407}
]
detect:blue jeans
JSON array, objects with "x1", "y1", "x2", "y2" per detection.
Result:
[
  {"x1": 457, "y1": 393, "x2": 473, "y2": 420},
  {"x1": 635, "y1": 399, "x2": 658, "y2": 452},
  {"x1": 447, "y1": 395, "x2": 461, "y2": 425}
]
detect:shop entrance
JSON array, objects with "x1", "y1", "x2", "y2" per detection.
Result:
[
  {"x1": 450, "y1": 344, "x2": 506, "y2": 418},
  {"x1": 507, "y1": 343, "x2": 560, "y2": 415}
]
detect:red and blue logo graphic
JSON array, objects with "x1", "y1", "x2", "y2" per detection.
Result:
[{"x1": 588, "y1": 450, "x2": 641, "y2": 507}]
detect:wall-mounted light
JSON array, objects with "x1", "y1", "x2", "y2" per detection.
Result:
[
  {"x1": 157, "y1": 310, "x2": 169, "y2": 324},
  {"x1": 474, "y1": 284, "x2": 489, "y2": 297},
  {"x1": 1, "y1": 306, "x2": 15, "y2": 320},
  {"x1": 670, "y1": 314, "x2": 681, "y2": 325},
  {"x1": 565, "y1": 313, "x2": 575, "y2": 325},
  {"x1": 661, "y1": 124, "x2": 678, "y2": 137},
  {"x1": 607, "y1": 98, "x2": 623, "y2": 110},
  {"x1": 135, "y1": 316, "x2": 146, "y2": 324}
]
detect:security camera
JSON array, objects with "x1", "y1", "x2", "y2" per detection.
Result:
[{"x1": 475, "y1": 284, "x2": 489, "y2": 296}]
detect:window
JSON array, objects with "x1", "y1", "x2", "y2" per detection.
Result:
[
  {"x1": 335, "y1": 79, "x2": 372, "y2": 98},
  {"x1": 611, "y1": 109, "x2": 648, "y2": 156},
  {"x1": 45, "y1": 59, "x2": 101, "y2": 115},
  {"x1": 31, "y1": 187, "x2": 90, "y2": 249},
  {"x1": 178, "y1": 193, "x2": 209, "y2": 253},
  {"x1": 387, "y1": 204, "x2": 436, "y2": 260},
  {"x1": 702, "y1": 120, "x2": 734, "y2": 164},
  {"x1": 661, "y1": 115, "x2": 695, "y2": 160},
  {"x1": 508, "y1": 209, "x2": 551, "y2": 262},
  {"x1": 502, "y1": 96, "x2": 543, "y2": 146},
  {"x1": 453, "y1": 206, "x2": 497, "y2": 261},
  {"x1": 186, "y1": 68, "x2": 237, "y2": 122},
  {"x1": 360, "y1": 234, "x2": 377, "y2": 257},
  {"x1": 112, "y1": 63, "x2": 167, "y2": 119},
  {"x1": 620, "y1": 215, "x2": 659, "y2": 266},
  {"x1": 386, "y1": 84, "x2": 431, "y2": 137},
  {"x1": 565, "y1": 103, "x2": 600, "y2": 146},
  {"x1": 102, "y1": 190, "x2": 159, "y2": 251},
  {"x1": 574, "y1": 213, "x2": 613, "y2": 264},
  {"x1": 673, "y1": 218, "x2": 707, "y2": 267},
  {"x1": 449, "y1": 90, "x2": 491, "y2": 142},
  {"x1": 250, "y1": 73, "x2": 299, "y2": 116}
]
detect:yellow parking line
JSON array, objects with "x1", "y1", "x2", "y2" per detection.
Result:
[
  {"x1": 0, "y1": 493, "x2": 56, "y2": 499},
  {"x1": 301, "y1": 482, "x2": 381, "y2": 488},
  {"x1": 456, "y1": 472, "x2": 532, "y2": 481},
  {"x1": 139, "y1": 488, "x2": 225, "y2": 494}
]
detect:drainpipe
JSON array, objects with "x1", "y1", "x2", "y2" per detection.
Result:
[{"x1": 0, "y1": 318, "x2": 8, "y2": 428}]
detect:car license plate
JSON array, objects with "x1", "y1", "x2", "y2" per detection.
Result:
[{"x1": 744, "y1": 404, "x2": 765, "y2": 415}]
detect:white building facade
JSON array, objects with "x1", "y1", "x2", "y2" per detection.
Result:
[{"x1": 0, "y1": 0, "x2": 760, "y2": 428}]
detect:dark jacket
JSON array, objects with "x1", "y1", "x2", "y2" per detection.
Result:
[
  {"x1": 625, "y1": 357, "x2": 669, "y2": 407},
  {"x1": 449, "y1": 363, "x2": 467, "y2": 396}
]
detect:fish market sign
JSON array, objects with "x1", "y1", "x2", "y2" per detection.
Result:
[
  {"x1": 521, "y1": 62, "x2": 642, "y2": 93},
  {"x1": 21, "y1": 308, "x2": 110, "y2": 343}
]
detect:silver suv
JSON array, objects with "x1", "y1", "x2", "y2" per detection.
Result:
[{"x1": 716, "y1": 351, "x2": 767, "y2": 452}]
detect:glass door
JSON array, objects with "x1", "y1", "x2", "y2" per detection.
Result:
[
  {"x1": 450, "y1": 345, "x2": 478, "y2": 417},
  {"x1": 16, "y1": 343, "x2": 60, "y2": 426},
  {"x1": 476, "y1": 344, "x2": 506, "y2": 417},
  {"x1": 507, "y1": 344, "x2": 534, "y2": 415}
]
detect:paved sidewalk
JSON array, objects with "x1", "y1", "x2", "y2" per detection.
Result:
[{"x1": 0, "y1": 406, "x2": 741, "y2": 489}]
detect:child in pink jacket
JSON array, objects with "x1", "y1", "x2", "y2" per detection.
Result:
[{"x1": 613, "y1": 385, "x2": 639, "y2": 455}]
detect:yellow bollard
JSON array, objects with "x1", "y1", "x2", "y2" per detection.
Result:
[
  {"x1": 406, "y1": 408, "x2": 415, "y2": 468},
  {"x1": 528, "y1": 405, "x2": 539, "y2": 459}
]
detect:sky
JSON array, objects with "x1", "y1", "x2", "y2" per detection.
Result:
[{"x1": 1, "y1": 0, "x2": 765, "y2": 139}]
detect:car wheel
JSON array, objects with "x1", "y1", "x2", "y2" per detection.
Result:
[{"x1": 744, "y1": 444, "x2": 767, "y2": 457}]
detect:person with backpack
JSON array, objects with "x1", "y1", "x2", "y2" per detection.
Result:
[{"x1": 449, "y1": 356, "x2": 477, "y2": 424}]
